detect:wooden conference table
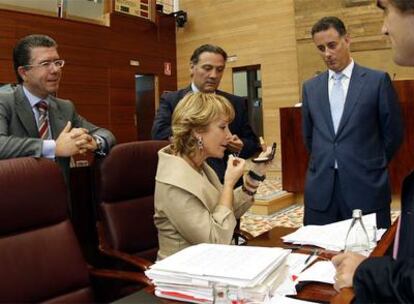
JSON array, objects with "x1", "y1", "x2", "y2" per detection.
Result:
[{"x1": 116, "y1": 222, "x2": 397, "y2": 304}]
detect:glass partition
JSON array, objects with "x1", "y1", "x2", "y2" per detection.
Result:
[
  {"x1": 0, "y1": 0, "x2": 57, "y2": 17},
  {"x1": 0, "y1": 0, "x2": 160, "y2": 26},
  {"x1": 65, "y1": 0, "x2": 107, "y2": 25}
]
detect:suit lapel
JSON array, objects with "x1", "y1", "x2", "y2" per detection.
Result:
[
  {"x1": 336, "y1": 64, "x2": 365, "y2": 137},
  {"x1": 317, "y1": 72, "x2": 336, "y2": 137},
  {"x1": 157, "y1": 147, "x2": 221, "y2": 213},
  {"x1": 47, "y1": 97, "x2": 67, "y2": 140},
  {"x1": 15, "y1": 86, "x2": 39, "y2": 137}
]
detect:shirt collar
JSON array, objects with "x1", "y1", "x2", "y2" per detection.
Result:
[
  {"x1": 328, "y1": 59, "x2": 354, "y2": 80},
  {"x1": 190, "y1": 82, "x2": 218, "y2": 94},
  {"x1": 191, "y1": 82, "x2": 200, "y2": 93},
  {"x1": 22, "y1": 85, "x2": 49, "y2": 108}
]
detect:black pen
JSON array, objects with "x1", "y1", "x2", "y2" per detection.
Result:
[{"x1": 304, "y1": 249, "x2": 317, "y2": 264}]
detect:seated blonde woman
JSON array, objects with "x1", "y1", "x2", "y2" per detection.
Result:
[{"x1": 154, "y1": 92, "x2": 271, "y2": 260}]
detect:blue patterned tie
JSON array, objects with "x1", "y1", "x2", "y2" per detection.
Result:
[{"x1": 330, "y1": 73, "x2": 345, "y2": 133}]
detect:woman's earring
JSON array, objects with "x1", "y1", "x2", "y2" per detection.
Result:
[{"x1": 197, "y1": 136, "x2": 204, "y2": 150}]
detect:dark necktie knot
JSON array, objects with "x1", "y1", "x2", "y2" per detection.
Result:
[{"x1": 36, "y1": 101, "x2": 48, "y2": 113}]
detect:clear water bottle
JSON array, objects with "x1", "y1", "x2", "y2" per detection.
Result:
[{"x1": 344, "y1": 209, "x2": 370, "y2": 256}]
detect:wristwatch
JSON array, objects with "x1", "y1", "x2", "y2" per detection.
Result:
[
  {"x1": 248, "y1": 170, "x2": 266, "y2": 182},
  {"x1": 94, "y1": 135, "x2": 103, "y2": 151}
]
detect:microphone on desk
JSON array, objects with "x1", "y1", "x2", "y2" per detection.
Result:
[{"x1": 393, "y1": 73, "x2": 397, "y2": 80}]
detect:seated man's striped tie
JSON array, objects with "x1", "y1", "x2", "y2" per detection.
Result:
[{"x1": 36, "y1": 101, "x2": 50, "y2": 139}]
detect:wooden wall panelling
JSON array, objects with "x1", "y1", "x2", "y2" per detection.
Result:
[
  {"x1": 280, "y1": 107, "x2": 308, "y2": 192},
  {"x1": 59, "y1": 45, "x2": 113, "y2": 68},
  {"x1": 0, "y1": 12, "x2": 16, "y2": 39},
  {"x1": 394, "y1": 80, "x2": 414, "y2": 102},
  {"x1": 0, "y1": 59, "x2": 14, "y2": 82},
  {"x1": 109, "y1": 67, "x2": 137, "y2": 142},
  {"x1": 158, "y1": 74, "x2": 177, "y2": 95},
  {"x1": 61, "y1": 65, "x2": 109, "y2": 87},
  {"x1": 13, "y1": 12, "x2": 109, "y2": 49},
  {"x1": 58, "y1": 84, "x2": 110, "y2": 106},
  {"x1": 108, "y1": 13, "x2": 175, "y2": 57},
  {"x1": 0, "y1": 37, "x2": 16, "y2": 59}
]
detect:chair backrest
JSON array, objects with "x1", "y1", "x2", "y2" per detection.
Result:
[
  {"x1": 99, "y1": 140, "x2": 169, "y2": 262},
  {"x1": 0, "y1": 158, "x2": 93, "y2": 303}
]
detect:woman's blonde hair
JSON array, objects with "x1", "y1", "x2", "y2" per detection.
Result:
[{"x1": 171, "y1": 92, "x2": 235, "y2": 156}]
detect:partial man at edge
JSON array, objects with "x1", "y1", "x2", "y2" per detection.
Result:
[
  {"x1": 301, "y1": 16, "x2": 404, "y2": 228},
  {"x1": 332, "y1": 1, "x2": 414, "y2": 303},
  {"x1": 0, "y1": 34, "x2": 116, "y2": 183},
  {"x1": 151, "y1": 44, "x2": 261, "y2": 186}
]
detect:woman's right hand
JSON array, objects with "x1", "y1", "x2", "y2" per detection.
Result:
[{"x1": 224, "y1": 155, "x2": 245, "y2": 187}]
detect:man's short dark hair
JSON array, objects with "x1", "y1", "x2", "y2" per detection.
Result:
[
  {"x1": 378, "y1": 0, "x2": 414, "y2": 13},
  {"x1": 13, "y1": 34, "x2": 57, "y2": 83},
  {"x1": 190, "y1": 44, "x2": 228, "y2": 64},
  {"x1": 311, "y1": 16, "x2": 347, "y2": 37}
]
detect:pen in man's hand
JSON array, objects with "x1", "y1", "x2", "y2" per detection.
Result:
[{"x1": 304, "y1": 249, "x2": 318, "y2": 265}]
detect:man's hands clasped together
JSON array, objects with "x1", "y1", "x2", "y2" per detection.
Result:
[{"x1": 55, "y1": 121, "x2": 98, "y2": 157}]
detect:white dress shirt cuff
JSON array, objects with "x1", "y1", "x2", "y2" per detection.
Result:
[{"x1": 42, "y1": 140, "x2": 56, "y2": 159}]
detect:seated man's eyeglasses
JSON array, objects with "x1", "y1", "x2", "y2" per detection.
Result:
[{"x1": 24, "y1": 59, "x2": 65, "y2": 70}]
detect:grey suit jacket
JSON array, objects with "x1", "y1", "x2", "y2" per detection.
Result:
[
  {"x1": 301, "y1": 64, "x2": 403, "y2": 214},
  {"x1": 0, "y1": 85, "x2": 116, "y2": 180}
]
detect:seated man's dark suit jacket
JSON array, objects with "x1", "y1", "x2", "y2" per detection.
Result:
[
  {"x1": 0, "y1": 84, "x2": 116, "y2": 182},
  {"x1": 353, "y1": 171, "x2": 414, "y2": 303},
  {"x1": 302, "y1": 63, "x2": 403, "y2": 224},
  {"x1": 151, "y1": 85, "x2": 261, "y2": 184}
]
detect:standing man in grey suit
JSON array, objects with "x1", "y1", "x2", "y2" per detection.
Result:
[
  {"x1": 152, "y1": 44, "x2": 261, "y2": 185},
  {"x1": 302, "y1": 16, "x2": 403, "y2": 228},
  {"x1": 0, "y1": 34, "x2": 116, "y2": 182}
]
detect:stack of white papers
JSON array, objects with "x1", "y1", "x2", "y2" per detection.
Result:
[
  {"x1": 145, "y1": 243, "x2": 290, "y2": 303},
  {"x1": 282, "y1": 213, "x2": 385, "y2": 251},
  {"x1": 275, "y1": 253, "x2": 318, "y2": 296}
]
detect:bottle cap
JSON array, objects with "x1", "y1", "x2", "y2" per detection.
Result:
[{"x1": 352, "y1": 209, "x2": 362, "y2": 218}]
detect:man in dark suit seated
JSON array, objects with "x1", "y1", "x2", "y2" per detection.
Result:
[
  {"x1": 301, "y1": 16, "x2": 404, "y2": 228},
  {"x1": 0, "y1": 34, "x2": 116, "y2": 182},
  {"x1": 332, "y1": 1, "x2": 414, "y2": 302},
  {"x1": 152, "y1": 44, "x2": 261, "y2": 185}
]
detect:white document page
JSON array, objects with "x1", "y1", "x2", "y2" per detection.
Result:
[
  {"x1": 287, "y1": 253, "x2": 318, "y2": 278},
  {"x1": 274, "y1": 253, "x2": 318, "y2": 296},
  {"x1": 296, "y1": 261, "x2": 336, "y2": 284},
  {"x1": 282, "y1": 213, "x2": 384, "y2": 251}
]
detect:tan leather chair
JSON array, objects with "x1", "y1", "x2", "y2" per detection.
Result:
[
  {"x1": 98, "y1": 140, "x2": 169, "y2": 270},
  {"x1": 0, "y1": 157, "x2": 149, "y2": 303}
]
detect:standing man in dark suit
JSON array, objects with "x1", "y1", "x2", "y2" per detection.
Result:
[
  {"x1": 152, "y1": 44, "x2": 261, "y2": 184},
  {"x1": 0, "y1": 34, "x2": 116, "y2": 182},
  {"x1": 302, "y1": 16, "x2": 403, "y2": 228},
  {"x1": 332, "y1": 1, "x2": 414, "y2": 302}
]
